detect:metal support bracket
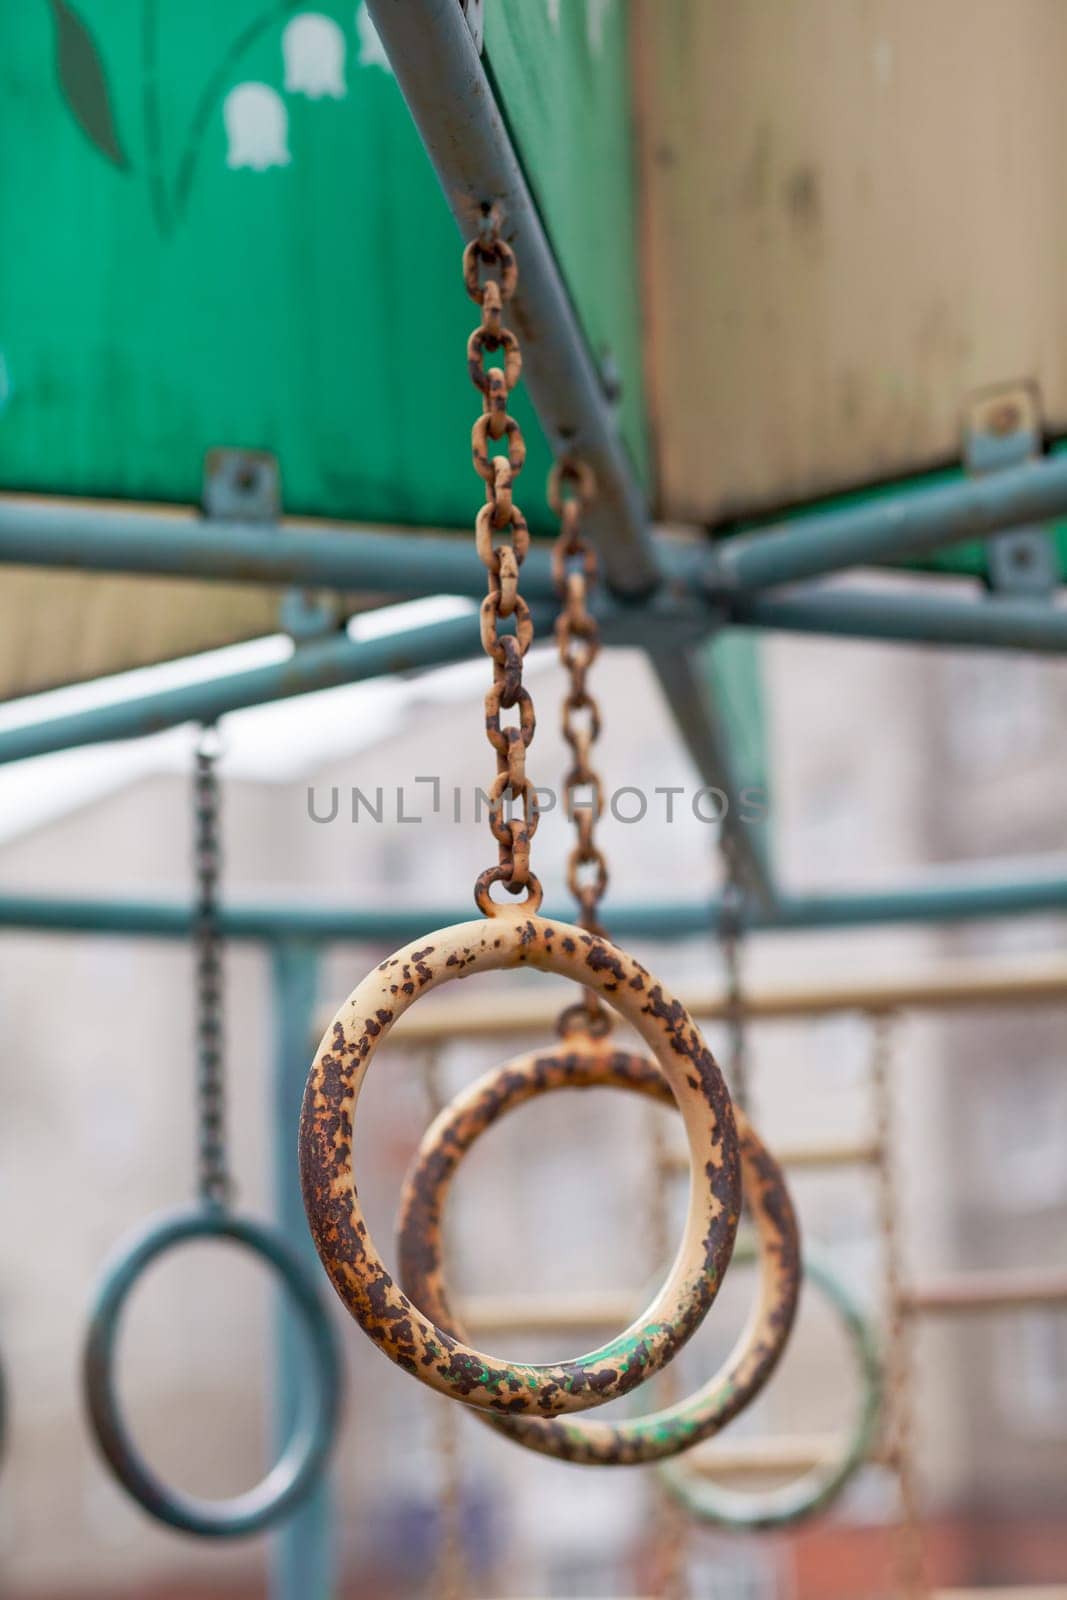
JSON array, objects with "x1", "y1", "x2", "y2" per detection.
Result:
[
  {"x1": 202, "y1": 448, "x2": 342, "y2": 640},
  {"x1": 965, "y1": 383, "x2": 1059, "y2": 598}
]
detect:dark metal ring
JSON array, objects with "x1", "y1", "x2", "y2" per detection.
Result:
[{"x1": 82, "y1": 1205, "x2": 342, "y2": 1538}]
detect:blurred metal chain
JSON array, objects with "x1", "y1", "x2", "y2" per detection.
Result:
[
  {"x1": 464, "y1": 217, "x2": 541, "y2": 914},
  {"x1": 720, "y1": 834, "x2": 750, "y2": 1115},
  {"x1": 871, "y1": 1009, "x2": 926, "y2": 1600},
  {"x1": 551, "y1": 457, "x2": 605, "y2": 936},
  {"x1": 193, "y1": 724, "x2": 230, "y2": 1209},
  {"x1": 419, "y1": 1051, "x2": 469, "y2": 1600},
  {"x1": 549, "y1": 453, "x2": 614, "y2": 1038}
]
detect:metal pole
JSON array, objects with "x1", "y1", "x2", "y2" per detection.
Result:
[
  {"x1": 707, "y1": 455, "x2": 1067, "y2": 593},
  {"x1": 0, "y1": 493, "x2": 565, "y2": 597},
  {"x1": 729, "y1": 585, "x2": 1067, "y2": 654},
  {"x1": 363, "y1": 0, "x2": 658, "y2": 597},
  {"x1": 683, "y1": 1435, "x2": 893, "y2": 1479},
  {"x1": 0, "y1": 604, "x2": 549, "y2": 766},
  {"x1": 2, "y1": 868, "x2": 1067, "y2": 943},
  {"x1": 270, "y1": 941, "x2": 334, "y2": 1600},
  {"x1": 386, "y1": 948, "x2": 1067, "y2": 1040},
  {"x1": 0, "y1": 492, "x2": 705, "y2": 597},
  {"x1": 6, "y1": 577, "x2": 1067, "y2": 772},
  {"x1": 903, "y1": 1271, "x2": 1067, "y2": 1315}
]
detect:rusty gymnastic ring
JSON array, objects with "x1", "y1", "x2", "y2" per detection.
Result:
[
  {"x1": 300, "y1": 908, "x2": 741, "y2": 1417},
  {"x1": 657, "y1": 1247, "x2": 882, "y2": 1529},
  {"x1": 396, "y1": 1039, "x2": 800, "y2": 1464}
]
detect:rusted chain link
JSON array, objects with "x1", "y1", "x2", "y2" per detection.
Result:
[
  {"x1": 464, "y1": 218, "x2": 541, "y2": 915},
  {"x1": 871, "y1": 1010, "x2": 927, "y2": 1600},
  {"x1": 547, "y1": 454, "x2": 613, "y2": 1036},
  {"x1": 193, "y1": 724, "x2": 230, "y2": 1209},
  {"x1": 551, "y1": 458, "x2": 606, "y2": 932}
]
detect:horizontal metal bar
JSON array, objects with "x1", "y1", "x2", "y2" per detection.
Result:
[
  {"x1": 0, "y1": 493, "x2": 561, "y2": 598},
  {"x1": 0, "y1": 606, "x2": 554, "y2": 765},
  {"x1": 903, "y1": 1270, "x2": 1067, "y2": 1316},
  {"x1": 469, "y1": 1272, "x2": 1067, "y2": 1339},
  {"x1": 0, "y1": 892, "x2": 704, "y2": 944},
  {"x1": 709, "y1": 455, "x2": 1067, "y2": 593},
  {"x1": 730, "y1": 585, "x2": 1067, "y2": 653},
  {"x1": 365, "y1": 0, "x2": 657, "y2": 598},
  {"x1": 662, "y1": 1139, "x2": 880, "y2": 1177},
  {"x1": 775, "y1": 873, "x2": 1067, "y2": 927},
  {"x1": 463, "y1": 1293, "x2": 635, "y2": 1338},
  {"x1": 3, "y1": 868, "x2": 1067, "y2": 946},
  {"x1": 683, "y1": 1435, "x2": 890, "y2": 1480},
  {"x1": 387, "y1": 949, "x2": 1067, "y2": 1041},
  {"x1": 0, "y1": 892, "x2": 705, "y2": 944}
]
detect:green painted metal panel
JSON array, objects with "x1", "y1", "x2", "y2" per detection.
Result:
[{"x1": 0, "y1": 1, "x2": 645, "y2": 532}]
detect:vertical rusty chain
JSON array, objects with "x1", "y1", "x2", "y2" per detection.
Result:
[
  {"x1": 464, "y1": 218, "x2": 542, "y2": 916},
  {"x1": 418, "y1": 1050, "x2": 469, "y2": 1600},
  {"x1": 549, "y1": 453, "x2": 613, "y2": 1036},
  {"x1": 551, "y1": 457, "x2": 605, "y2": 935},
  {"x1": 193, "y1": 724, "x2": 230, "y2": 1209},
  {"x1": 871, "y1": 1010, "x2": 926, "y2": 1600}
]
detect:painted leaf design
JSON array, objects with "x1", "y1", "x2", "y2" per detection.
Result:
[{"x1": 48, "y1": 0, "x2": 129, "y2": 170}]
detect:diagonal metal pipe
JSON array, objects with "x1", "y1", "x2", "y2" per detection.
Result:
[
  {"x1": 363, "y1": 0, "x2": 658, "y2": 598},
  {"x1": 729, "y1": 584, "x2": 1067, "y2": 653},
  {"x1": 706, "y1": 456, "x2": 1067, "y2": 593}
]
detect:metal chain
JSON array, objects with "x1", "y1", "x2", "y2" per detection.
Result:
[
  {"x1": 418, "y1": 1051, "x2": 469, "y2": 1600},
  {"x1": 720, "y1": 835, "x2": 750, "y2": 1115},
  {"x1": 549, "y1": 453, "x2": 614, "y2": 1037},
  {"x1": 464, "y1": 216, "x2": 541, "y2": 915},
  {"x1": 193, "y1": 724, "x2": 230, "y2": 1209},
  {"x1": 871, "y1": 1010, "x2": 926, "y2": 1600},
  {"x1": 551, "y1": 457, "x2": 605, "y2": 934}
]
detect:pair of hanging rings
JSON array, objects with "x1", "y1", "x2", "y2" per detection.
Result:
[
  {"x1": 301, "y1": 904, "x2": 882, "y2": 1525},
  {"x1": 394, "y1": 1035, "x2": 881, "y2": 1526}
]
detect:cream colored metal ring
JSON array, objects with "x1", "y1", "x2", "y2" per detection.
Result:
[
  {"x1": 300, "y1": 910, "x2": 741, "y2": 1416},
  {"x1": 397, "y1": 1039, "x2": 800, "y2": 1462}
]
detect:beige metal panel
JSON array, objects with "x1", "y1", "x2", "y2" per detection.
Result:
[
  {"x1": 634, "y1": 0, "x2": 1067, "y2": 520},
  {"x1": 0, "y1": 568, "x2": 288, "y2": 701}
]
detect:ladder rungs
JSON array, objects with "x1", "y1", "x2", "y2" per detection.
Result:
[{"x1": 463, "y1": 1292, "x2": 637, "y2": 1337}]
